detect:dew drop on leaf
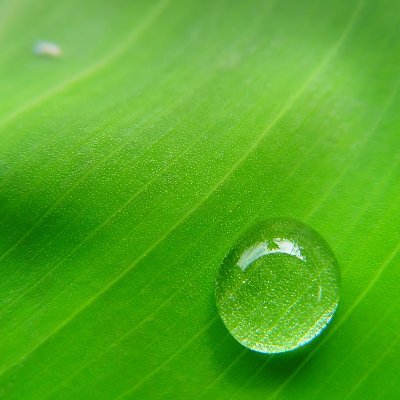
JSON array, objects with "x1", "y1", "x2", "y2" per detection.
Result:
[{"x1": 215, "y1": 218, "x2": 340, "y2": 354}]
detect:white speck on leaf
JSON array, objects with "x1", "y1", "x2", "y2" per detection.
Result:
[{"x1": 33, "y1": 41, "x2": 62, "y2": 57}]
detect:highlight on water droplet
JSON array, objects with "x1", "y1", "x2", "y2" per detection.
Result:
[{"x1": 215, "y1": 218, "x2": 340, "y2": 354}]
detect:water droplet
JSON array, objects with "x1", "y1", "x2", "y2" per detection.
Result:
[{"x1": 215, "y1": 218, "x2": 339, "y2": 354}]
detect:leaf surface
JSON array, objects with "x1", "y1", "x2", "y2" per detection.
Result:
[{"x1": 0, "y1": 0, "x2": 399, "y2": 399}]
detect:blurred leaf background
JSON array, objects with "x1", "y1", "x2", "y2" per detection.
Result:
[{"x1": 0, "y1": 0, "x2": 399, "y2": 398}]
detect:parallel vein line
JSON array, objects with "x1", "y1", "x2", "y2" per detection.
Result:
[
  {"x1": 228, "y1": 356, "x2": 274, "y2": 400},
  {"x1": 40, "y1": 236, "x2": 230, "y2": 399},
  {"x1": 0, "y1": 66, "x2": 217, "y2": 299},
  {"x1": 343, "y1": 331, "x2": 400, "y2": 400},
  {"x1": 199, "y1": 349, "x2": 249, "y2": 397},
  {"x1": 270, "y1": 239, "x2": 400, "y2": 399},
  {"x1": 312, "y1": 293, "x2": 400, "y2": 399},
  {"x1": 305, "y1": 76, "x2": 400, "y2": 220},
  {"x1": 114, "y1": 317, "x2": 220, "y2": 400},
  {"x1": 268, "y1": 83, "x2": 400, "y2": 397},
  {"x1": 0, "y1": 135, "x2": 202, "y2": 322}
]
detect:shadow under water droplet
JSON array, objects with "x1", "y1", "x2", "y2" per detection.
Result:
[{"x1": 205, "y1": 296, "x2": 330, "y2": 397}]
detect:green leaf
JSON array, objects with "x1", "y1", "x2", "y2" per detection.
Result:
[{"x1": 0, "y1": 0, "x2": 399, "y2": 399}]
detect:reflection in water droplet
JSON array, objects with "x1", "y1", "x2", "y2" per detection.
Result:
[{"x1": 215, "y1": 218, "x2": 340, "y2": 354}]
